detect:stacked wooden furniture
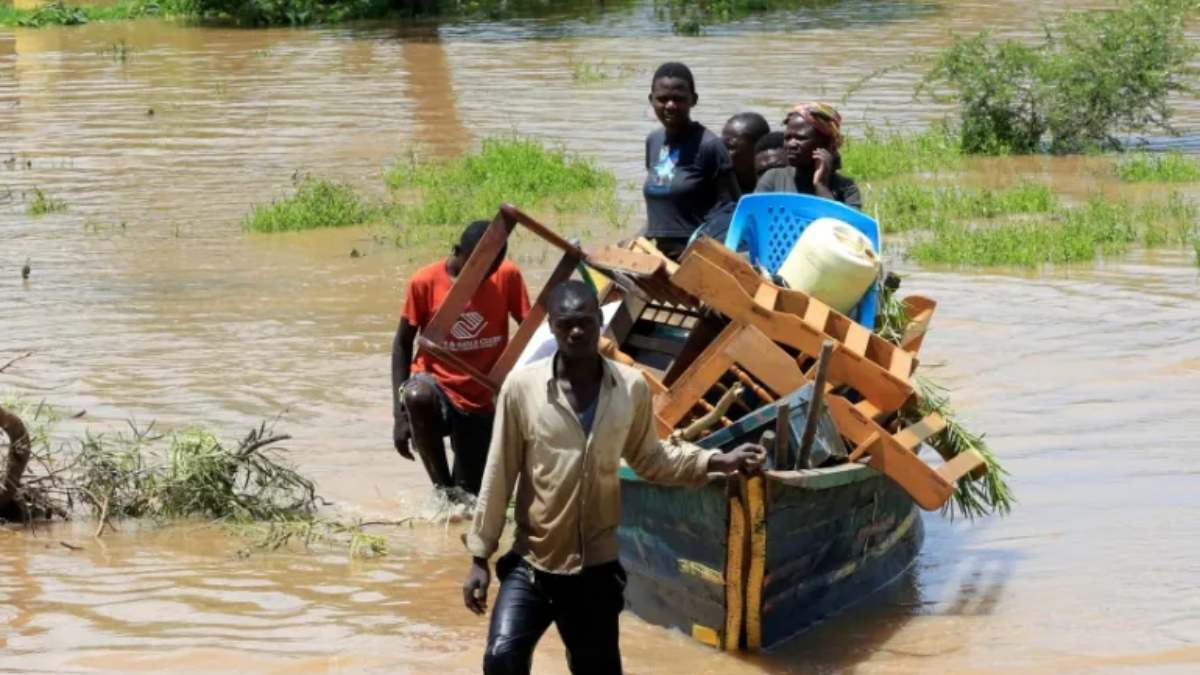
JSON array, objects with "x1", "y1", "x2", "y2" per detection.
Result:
[{"x1": 419, "y1": 205, "x2": 987, "y2": 652}]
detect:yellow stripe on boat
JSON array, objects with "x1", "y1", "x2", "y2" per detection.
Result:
[{"x1": 678, "y1": 558, "x2": 724, "y2": 586}]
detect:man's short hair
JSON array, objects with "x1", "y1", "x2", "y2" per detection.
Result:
[
  {"x1": 727, "y1": 112, "x2": 770, "y2": 143},
  {"x1": 548, "y1": 279, "x2": 599, "y2": 318},
  {"x1": 457, "y1": 220, "x2": 492, "y2": 256},
  {"x1": 755, "y1": 131, "x2": 785, "y2": 154},
  {"x1": 652, "y1": 62, "x2": 696, "y2": 94}
]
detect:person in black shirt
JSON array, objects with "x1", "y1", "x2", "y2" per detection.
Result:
[
  {"x1": 755, "y1": 102, "x2": 861, "y2": 210},
  {"x1": 721, "y1": 112, "x2": 771, "y2": 195},
  {"x1": 643, "y1": 62, "x2": 738, "y2": 260}
]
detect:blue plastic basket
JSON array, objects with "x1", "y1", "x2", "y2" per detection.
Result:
[{"x1": 723, "y1": 193, "x2": 881, "y2": 327}]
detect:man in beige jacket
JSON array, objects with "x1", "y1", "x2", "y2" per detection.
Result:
[{"x1": 462, "y1": 280, "x2": 765, "y2": 675}]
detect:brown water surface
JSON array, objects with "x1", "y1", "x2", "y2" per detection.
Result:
[{"x1": 2, "y1": 2, "x2": 1200, "y2": 673}]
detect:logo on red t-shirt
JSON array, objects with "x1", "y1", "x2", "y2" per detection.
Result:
[{"x1": 451, "y1": 311, "x2": 487, "y2": 340}]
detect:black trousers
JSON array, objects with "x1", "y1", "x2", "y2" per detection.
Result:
[{"x1": 483, "y1": 552, "x2": 626, "y2": 675}]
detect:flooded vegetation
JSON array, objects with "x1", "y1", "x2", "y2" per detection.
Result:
[{"x1": 2, "y1": 0, "x2": 1200, "y2": 671}]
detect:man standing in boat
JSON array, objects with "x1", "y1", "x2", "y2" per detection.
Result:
[
  {"x1": 462, "y1": 280, "x2": 765, "y2": 675},
  {"x1": 392, "y1": 220, "x2": 531, "y2": 497}
]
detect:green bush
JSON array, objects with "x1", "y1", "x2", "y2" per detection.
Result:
[
  {"x1": 243, "y1": 176, "x2": 373, "y2": 233},
  {"x1": 1, "y1": 0, "x2": 172, "y2": 27},
  {"x1": 923, "y1": 0, "x2": 1199, "y2": 154},
  {"x1": 173, "y1": 0, "x2": 390, "y2": 25},
  {"x1": 1114, "y1": 152, "x2": 1200, "y2": 182},
  {"x1": 384, "y1": 136, "x2": 617, "y2": 236}
]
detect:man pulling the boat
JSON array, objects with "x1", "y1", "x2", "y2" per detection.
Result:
[{"x1": 462, "y1": 280, "x2": 766, "y2": 675}]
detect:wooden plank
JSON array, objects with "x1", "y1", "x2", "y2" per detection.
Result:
[
  {"x1": 745, "y1": 476, "x2": 767, "y2": 651},
  {"x1": 803, "y1": 302, "x2": 830, "y2": 332},
  {"x1": 587, "y1": 246, "x2": 666, "y2": 277},
  {"x1": 421, "y1": 212, "x2": 514, "y2": 344},
  {"x1": 684, "y1": 237, "x2": 762, "y2": 296},
  {"x1": 900, "y1": 295, "x2": 937, "y2": 354},
  {"x1": 825, "y1": 394, "x2": 955, "y2": 510},
  {"x1": 753, "y1": 284, "x2": 779, "y2": 311},
  {"x1": 672, "y1": 253, "x2": 913, "y2": 412},
  {"x1": 663, "y1": 314, "x2": 726, "y2": 386},
  {"x1": 488, "y1": 252, "x2": 580, "y2": 382},
  {"x1": 893, "y1": 412, "x2": 946, "y2": 452},
  {"x1": 936, "y1": 448, "x2": 986, "y2": 483},
  {"x1": 417, "y1": 339, "x2": 498, "y2": 392},
  {"x1": 654, "y1": 325, "x2": 740, "y2": 430},
  {"x1": 723, "y1": 325, "x2": 807, "y2": 398},
  {"x1": 887, "y1": 349, "x2": 915, "y2": 381},
  {"x1": 847, "y1": 431, "x2": 881, "y2": 463},
  {"x1": 843, "y1": 322, "x2": 871, "y2": 357},
  {"x1": 724, "y1": 494, "x2": 746, "y2": 652}
]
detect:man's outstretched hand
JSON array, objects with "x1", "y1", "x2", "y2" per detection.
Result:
[
  {"x1": 708, "y1": 443, "x2": 767, "y2": 476},
  {"x1": 463, "y1": 557, "x2": 491, "y2": 615}
]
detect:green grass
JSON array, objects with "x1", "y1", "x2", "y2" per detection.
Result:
[
  {"x1": 908, "y1": 193, "x2": 1199, "y2": 266},
  {"x1": 1114, "y1": 152, "x2": 1200, "y2": 182},
  {"x1": 869, "y1": 181, "x2": 1058, "y2": 234},
  {"x1": 384, "y1": 136, "x2": 618, "y2": 243},
  {"x1": 243, "y1": 176, "x2": 374, "y2": 233},
  {"x1": 840, "y1": 125, "x2": 963, "y2": 181},
  {"x1": 27, "y1": 187, "x2": 67, "y2": 215},
  {"x1": 0, "y1": 0, "x2": 174, "y2": 27}
]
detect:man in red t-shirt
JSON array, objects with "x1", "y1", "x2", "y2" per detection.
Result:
[{"x1": 392, "y1": 220, "x2": 531, "y2": 496}]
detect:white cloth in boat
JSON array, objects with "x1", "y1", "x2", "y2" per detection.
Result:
[{"x1": 466, "y1": 356, "x2": 717, "y2": 574}]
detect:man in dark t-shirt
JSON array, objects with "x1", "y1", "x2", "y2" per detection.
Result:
[{"x1": 642, "y1": 62, "x2": 738, "y2": 260}]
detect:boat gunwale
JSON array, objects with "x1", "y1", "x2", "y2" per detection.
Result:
[{"x1": 618, "y1": 462, "x2": 879, "y2": 491}]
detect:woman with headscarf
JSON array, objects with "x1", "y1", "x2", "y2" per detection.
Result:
[{"x1": 755, "y1": 102, "x2": 861, "y2": 209}]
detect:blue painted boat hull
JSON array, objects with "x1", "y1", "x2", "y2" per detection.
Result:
[{"x1": 618, "y1": 464, "x2": 922, "y2": 650}]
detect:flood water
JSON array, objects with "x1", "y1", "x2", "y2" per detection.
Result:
[{"x1": 2, "y1": 1, "x2": 1200, "y2": 673}]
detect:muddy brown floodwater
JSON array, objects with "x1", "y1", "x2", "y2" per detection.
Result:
[{"x1": 2, "y1": 1, "x2": 1200, "y2": 673}]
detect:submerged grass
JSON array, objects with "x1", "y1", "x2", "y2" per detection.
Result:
[
  {"x1": 841, "y1": 125, "x2": 963, "y2": 182},
  {"x1": 908, "y1": 193, "x2": 1199, "y2": 266},
  {"x1": 869, "y1": 181, "x2": 1058, "y2": 234},
  {"x1": 1114, "y1": 152, "x2": 1200, "y2": 183},
  {"x1": 243, "y1": 176, "x2": 374, "y2": 233},
  {"x1": 27, "y1": 187, "x2": 67, "y2": 215},
  {"x1": 383, "y1": 136, "x2": 619, "y2": 244}
]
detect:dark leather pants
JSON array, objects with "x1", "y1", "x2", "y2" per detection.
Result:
[{"x1": 483, "y1": 552, "x2": 626, "y2": 675}]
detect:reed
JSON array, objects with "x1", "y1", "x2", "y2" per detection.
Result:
[
  {"x1": 242, "y1": 176, "x2": 374, "y2": 233},
  {"x1": 1114, "y1": 152, "x2": 1200, "y2": 183}
]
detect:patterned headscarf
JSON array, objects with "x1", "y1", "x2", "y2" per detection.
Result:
[{"x1": 785, "y1": 102, "x2": 844, "y2": 150}]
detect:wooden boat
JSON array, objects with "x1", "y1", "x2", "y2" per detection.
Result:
[
  {"x1": 419, "y1": 204, "x2": 985, "y2": 652},
  {"x1": 618, "y1": 462, "x2": 923, "y2": 650}
]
